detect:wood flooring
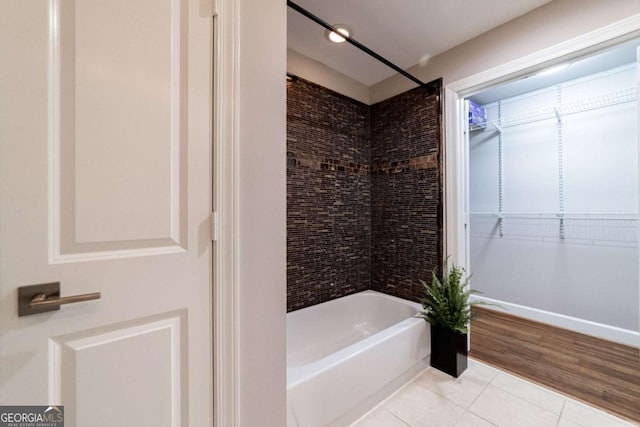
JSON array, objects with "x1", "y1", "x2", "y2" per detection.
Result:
[{"x1": 469, "y1": 306, "x2": 640, "y2": 423}]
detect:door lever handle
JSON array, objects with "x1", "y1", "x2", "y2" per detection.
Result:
[
  {"x1": 18, "y1": 282, "x2": 101, "y2": 317},
  {"x1": 30, "y1": 292, "x2": 101, "y2": 309}
]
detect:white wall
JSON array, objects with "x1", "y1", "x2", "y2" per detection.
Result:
[
  {"x1": 288, "y1": 0, "x2": 640, "y2": 105},
  {"x1": 238, "y1": 0, "x2": 287, "y2": 425},
  {"x1": 288, "y1": 48, "x2": 370, "y2": 104},
  {"x1": 469, "y1": 65, "x2": 639, "y2": 331},
  {"x1": 371, "y1": 0, "x2": 640, "y2": 103}
]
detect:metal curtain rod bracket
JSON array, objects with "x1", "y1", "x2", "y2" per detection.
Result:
[{"x1": 287, "y1": 1, "x2": 434, "y2": 92}]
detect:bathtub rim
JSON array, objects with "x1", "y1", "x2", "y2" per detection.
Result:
[
  {"x1": 287, "y1": 290, "x2": 427, "y2": 389},
  {"x1": 286, "y1": 289, "x2": 423, "y2": 318}
]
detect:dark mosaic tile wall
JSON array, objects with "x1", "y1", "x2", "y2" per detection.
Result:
[
  {"x1": 370, "y1": 85, "x2": 443, "y2": 303},
  {"x1": 287, "y1": 78, "x2": 371, "y2": 312},
  {"x1": 287, "y1": 77, "x2": 442, "y2": 311}
]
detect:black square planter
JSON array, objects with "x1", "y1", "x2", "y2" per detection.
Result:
[{"x1": 430, "y1": 324, "x2": 468, "y2": 378}]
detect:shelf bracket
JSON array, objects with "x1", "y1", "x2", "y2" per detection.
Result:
[
  {"x1": 555, "y1": 86, "x2": 565, "y2": 240},
  {"x1": 498, "y1": 101, "x2": 504, "y2": 237},
  {"x1": 554, "y1": 107, "x2": 562, "y2": 122}
]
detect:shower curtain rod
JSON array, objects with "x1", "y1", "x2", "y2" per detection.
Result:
[{"x1": 287, "y1": 1, "x2": 429, "y2": 89}]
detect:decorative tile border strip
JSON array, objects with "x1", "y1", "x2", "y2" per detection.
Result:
[
  {"x1": 287, "y1": 151, "x2": 437, "y2": 176},
  {"x1": 370, "y1": 154, "x2": 437, "y2": 175},
  {"x1": 287, "y1": 151, "x2": 370, "y2": 175}
]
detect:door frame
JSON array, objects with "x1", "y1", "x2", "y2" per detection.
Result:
[
  {"x1": 443, "y1": 14, "x2": 640, "y2": 346},
  {"x1": 213, "y1": 0, "x2": 287, "y2": 425},
  {"x1": 212, "y1": 6, "x2": 640, "y2": 425},
  {"x1": 213, "y1": 0, "x2": 239, "y2": 425}
]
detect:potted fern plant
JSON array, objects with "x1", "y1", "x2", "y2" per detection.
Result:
[{"x1": 419, "y1": 260, "x2": 479, "y2": 378}]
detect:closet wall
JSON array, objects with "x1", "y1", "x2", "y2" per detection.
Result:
[{"x1": 469, "y1": 64, "x2": 639, "y2": 331}]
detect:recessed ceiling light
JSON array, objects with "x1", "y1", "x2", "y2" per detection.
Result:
[{"x1": 325, "y1": 25, "x2": 351, "y2": 43}]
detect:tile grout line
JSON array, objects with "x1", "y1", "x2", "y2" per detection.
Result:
[
  {"x1": 467, "y1": 367, "x2": 497, "y2": 409},
  {"x1": 485, "y1": 376, "x2": 635, "y2": 427},
  {"x1": 357, "y1": 362, "x2": 635, "y2": 427},
  {"x1": 556, "y1": 400, "x2": 567, "y2": 427},
  {"x1": 376, "y1": 403, "x2": 411, "y2": 427},
  {"x1": 349, "y1": 373, "x2": 422, "y2": 427},
  {"x1": 489, "y1": 372, "x2": 566, "y2": 417},
  {"x1": 409, "y1": 370, "x2": 469, "y2": 414},
  {"x1": 471, "y1": 361, "x2": 627, "y2": 425},
  {"x1": 493, "y1": 367, "x2": 637, "y2": 425},
  {"x1": 561, "y1": 399, "x2": 639, "y2": 427},
  {"x1": 452, "y1": 410, "x2": 467, "y2": 427},
  {"x1": 384, "y1": 406, "x2": 412, "y2": 427},
  {"x1": 412, "y1": 362, "x2": 500, "y2": 426},
  {"x1": 387, "y1": 367, "x2": 477, "y2": 426},
  {"x1": 465, "y1": 372, "x2": 498, "y2": 426},
  {"x1": 354, "y1": 367, "x2": 430, "y2": 426}
]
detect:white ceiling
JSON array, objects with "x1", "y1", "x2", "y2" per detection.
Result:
[
  {"x1": 288, "y1": 0, "x2": 553, "y2": 86},
  {"x1": 470, "y1": 38, "x2": 640, "y2": 105}
]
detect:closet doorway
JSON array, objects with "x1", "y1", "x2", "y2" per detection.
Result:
[{"x1": 462, "y1": 39, "x2": 640, "y2": 344}]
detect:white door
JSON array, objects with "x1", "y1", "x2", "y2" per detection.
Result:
[{"x1": 0, "y1": 0, "x2": 213, "y2": 426}]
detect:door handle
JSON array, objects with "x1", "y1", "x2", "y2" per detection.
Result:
[
  {"x1": 18, "y1": 282, "x2": 101, "y2": 317},
  {"x1": 30, "y1": 292, "x2": 101, "y2": 309}
]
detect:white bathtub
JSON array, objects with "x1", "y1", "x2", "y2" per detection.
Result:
[{"x1": 287, "y1": 290, "x2": 429, "y2": 427}]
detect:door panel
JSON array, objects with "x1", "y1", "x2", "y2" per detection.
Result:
[
  {"x1": 52, "y1": 312, "x2": 185, "y2": 426},
  {"x1": 53, "y1": 0, "x2": 188, "y2": 258},
  {"x1": 0, "y1": 0, "x2": 212, "y2": 425}
]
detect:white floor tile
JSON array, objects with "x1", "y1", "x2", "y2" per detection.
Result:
[
  {"x1": 384, "y1": 381, "x2": 466, "y2": 427},
  {"x1": 413, "y1": 367, "x2": 489, "y2": 409},
  {"x1": 561, "y1": 400, "x2": 636, "y2": 427},
  {"x1": 465, "y1": 359, "x2": 500, "y2": 383},
  {"x1": 469, "y1": 384, "x2": 559, "y2": 427},
  {"x1": 351, "y1": 407, "x2": 409, "y2": 427},
  {"x1": 351, "y1": 362, "x2": 637, "y2": 427},
  {"x1": 454, "y1": 411, "x2": 496, "y2": 427},
  {"x1": 557, "y1": 418, "x2": 583, "y2": 427},
  {"x1": 491, "y1": 372, "x2": 565, "y2": 414}
]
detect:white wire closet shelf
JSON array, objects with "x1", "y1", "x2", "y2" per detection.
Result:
[
  {"x1": 470, "y1": 212, "x2": 638, "y2": 220},
  {"x1": 470, "y1": 212, "x2": 638, "y2": 244},
  {"x1": 485, "y1": 87, "x2": 637, "y2": 130}
]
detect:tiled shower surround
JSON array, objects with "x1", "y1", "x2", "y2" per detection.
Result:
[
  {"x1": 287, "y1": 78, "x2": 371, "y2": 311},
  {"x1": 370, "y1": 88, "x2": 443, "y2": 301},
  {"x1": 287, "y1": 77, "x2": 442, "y2": 312}
]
